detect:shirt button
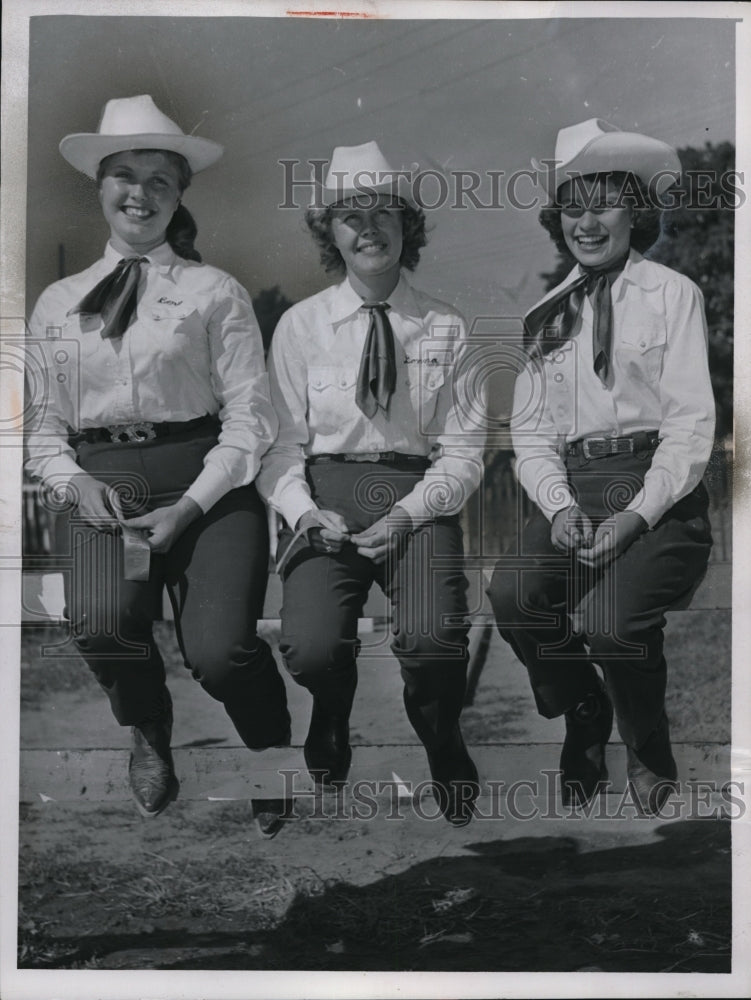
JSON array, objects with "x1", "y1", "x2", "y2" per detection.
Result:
[
  {"x1": 640, "y1": 340, "x2": 647, "y2": 348},
  {"x1": 554, "y1": 373, "x2": 564, "y2": 383},
  {"x1": 340, "y1": 377, "x2": 348, "y2": 387},
  {"x1": 315, "y1": 378, "x2": 322, "y2": 387},
  {"x1": 554, "y1": 353, "x2": 565, "y2": 364},
  {"x1": 405, "y1": 378, "x2": 411, "y2": 387}
]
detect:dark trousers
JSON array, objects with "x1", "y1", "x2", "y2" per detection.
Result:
[
  {"x1": 56, "y1": 428, "x2": 289, "y2": 749},
  {"x1": 486, "y1": 450, "x2": 712, "y2": 749},
  {"x1": 278, "y1": 461, "x2": 470, "y2": 754}
]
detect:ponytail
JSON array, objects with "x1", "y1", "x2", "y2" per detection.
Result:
[{"x1": 167, "y1": 203, "x2": 202, "y2": 262}]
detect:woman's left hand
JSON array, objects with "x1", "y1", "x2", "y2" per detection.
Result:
[
  {"x1": 351, "y1": 506, "x2": 413, "y2": 564},
  {"x1": 124, "y1": 497, "x2": 203, "y2": 554},
  {"x1": 576, "y1": 510, "x2": 648, "y2": 568}
]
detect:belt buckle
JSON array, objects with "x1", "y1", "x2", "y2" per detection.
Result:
[
  {"x1": 105, "y1": 421, "x2": 157, "y2": 444},
  {"x1": 349, "y1": 452, "x2": 382, "y2": 463},
  {"x1": 581, "y1": 437, "x2": 607, "y2": 459}
]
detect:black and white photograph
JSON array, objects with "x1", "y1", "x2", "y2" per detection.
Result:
[{"x1": 1, "y1": 2, "x2": 749, "y2": 998}]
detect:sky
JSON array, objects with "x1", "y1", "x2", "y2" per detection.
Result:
[{"x1": 24, "y1": 11, "x2": 735, "y2": 327}]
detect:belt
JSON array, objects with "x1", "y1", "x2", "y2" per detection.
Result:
[
  {"x1": 565, "y1": 430, "x2": 660, "y2": 460},
  {"x1": 307, "y1": 451, "x2": 431, "y2": 468},
  {"x1": 69, "y1": 414, "x2": 219, "y2": 446}
]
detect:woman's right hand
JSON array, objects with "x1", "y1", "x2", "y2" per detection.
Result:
[
  {"x1": 68, "y1": 472, "x2": 121, "y2": 530},
  {"x1": 297, "y1": 509, "x2": 350, "y2": 554},
  {"x1": 550, "y1": 503, "x2": 594, "y2": 553}
]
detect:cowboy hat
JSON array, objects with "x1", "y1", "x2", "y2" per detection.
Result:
[
  {"x1": 532, "y1": 118, "x2": 681, "y2": 200},
  {"x1": 313, "y1": 140, "x2": 415, "y2": 208},
  {"x1": 59, "y1": 95, "x2": 224, "y2": 179}
]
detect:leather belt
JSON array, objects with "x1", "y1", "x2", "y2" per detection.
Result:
[
  {"x1": 307, "y1": 451, "x2": 430, "y2": 468},
  {"x1": 565, "y1": 430, "x2": 660, "y2": 460},
  {"x1": 69, "y1": 414, "x2": 219, "y2": 446}
]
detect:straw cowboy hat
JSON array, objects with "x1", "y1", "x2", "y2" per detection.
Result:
[
  {"x1": 313, "y1": 140, "x2": 415, "y2": 207},
  {"x1": 533, "y1": 118, "x2": 681, "y2": 200},
  {"x1": 59, "y1": 95, "x2": 224, "y2": 179}
]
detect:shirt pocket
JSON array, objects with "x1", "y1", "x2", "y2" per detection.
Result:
[
  {"x1": 410, "y1": 354, "x2": 449, "y2": 424},
  {"x1": 145, "y1": 298, "x2": 204, "y2": 362},
  {"x1": 616, "y1": 321, "x2": 667, "y2": 385},
  {"x1": 308, "y1": 366, "x2": 358, "y2": 431},
  {"x1": 63, "y1": 313, "x2": 106, "y2": 358},
  {"x1": 542, "y1": 343, "x2": 574, "y2": 428}
]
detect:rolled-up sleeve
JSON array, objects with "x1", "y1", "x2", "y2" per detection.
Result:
[{"x1": 184, "y1": 275, "x2": 278, "y2": 513}]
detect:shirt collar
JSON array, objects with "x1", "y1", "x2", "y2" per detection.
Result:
[
  {"x1": 329, "y1": 271, "x2": 422, "y2": 324},
  {"x1": 614, "y1": 248, "x2": 663, "y2": 292},
  {"x1": 103, "y1": 240, "x2": 176, "y2": 272}
]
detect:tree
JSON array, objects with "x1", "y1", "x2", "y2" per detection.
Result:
[
  {"x1": 538, "y1": 142, "x2": 735, "y2": 437},
  {"x1": 252, "y1": 285, "x2": 296, "y2": 354}
]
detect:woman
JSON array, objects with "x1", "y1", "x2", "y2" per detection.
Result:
[
  {"x1": 24, "y1": 95, "x2": 290, "y2": 835},
  {"x1": 487, "y1": 119, "x2": 715, "y2": 815},
  {"x1": 257, "y1": 141, "x2": 486, "y2": 827}
]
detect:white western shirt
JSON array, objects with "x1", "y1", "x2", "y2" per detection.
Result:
[
  {"x1": 256, "y1": 273, "x2": 486, "y2": 529},
  {"x1": 24, "y1": 241, "x2": 278, "y2": 513},
  {"x1": 511, "y1": 251, "x2": 716, "y2": 527}
]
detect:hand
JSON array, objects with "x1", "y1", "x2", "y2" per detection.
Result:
[
  {"x1": 68, "y1": 472, "x2": 120, "y2": 530},
  {"x1": 576, "y1": 510, "x2": 648, "y2": 568},
  {"x1": 297, "y1": 509, "x2": 350, "y2": 554},
  {"x1": 125, "y1": 497, "x2": 203, "y2": 554},
  {"x1": 551, "y1": 504, "x2": 594, "y2": 552},
  {"x1": 351, "y1": 505, "x2": 413, "y2": 564}
]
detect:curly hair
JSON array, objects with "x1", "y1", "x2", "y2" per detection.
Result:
[
  {"x1": 304, "y1": 200, "x2": 428, "y2": 275},
  {"x1": 539, "y1": 172, "x2": 662, "y2": 257},
  {"x1": 95, "y1": 149, "x2": 201, "y2": 262}
]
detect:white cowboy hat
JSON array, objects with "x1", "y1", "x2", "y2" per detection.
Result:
[
  {"x1": 313, "y1": 140, "x2": 415, "y2": 208},
  {"x1": 59, "y1": 95, "x2": 224, "y2": 179},
  {"x1": 532, "y1": 118, "x2": 681, "y2": 200}
]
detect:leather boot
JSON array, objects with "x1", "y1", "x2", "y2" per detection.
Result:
[
  {"x1": 128, "y1": 689, "x2": 179, "y2": 818},
  {"x1": 252, "y1": 726, "x2": 293, "y2": 839},
  {"x1": 303, "y1": 698, "x2": 352, "y2": 786},
  {"x1": 626, "y1": 712, "x2": 678, "y2": 816},
  {"x1": 560, "y1": 681, "x2": 613, "y2": 807},
  {"x1": 426, "y1": 725, "x2": 480, "y2": 827}
]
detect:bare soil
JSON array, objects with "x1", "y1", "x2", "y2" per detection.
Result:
[{"x1": 17, "y1": 611, "x2": 732, "y2": 973}]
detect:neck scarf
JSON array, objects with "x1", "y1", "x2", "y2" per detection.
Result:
[
  {"x1": 524, "y1": 258, "x2": 626, "y2": 384},
  {"x1": 355, "y1": 301, "x2": 397, "y2": 418},
  {"x1": 72, "y1": 256, "x2": 147, "y2": 339}
]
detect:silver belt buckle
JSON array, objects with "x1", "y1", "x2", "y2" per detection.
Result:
[
  {"x1": 581, "y1": 437, "x2": 606, "y2": 459},
  {"x1": 106, "y1": 421, "x2": 157, "y2": 443},
  {"x1": 348, "y1": 452, "x2": 382, "y2": 462}
]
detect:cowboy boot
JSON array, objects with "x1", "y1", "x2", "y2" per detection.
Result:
[
  {"x1": 626, "y1": 711, "x2": 678, "y2": 816},
  {"x1": 303, "y1": 698, "x2": 352, "y2": 786},
  {"x1": 128, "y1": 688, "x2": 179, "y2": 818},
  {"x1": 560, "y1": 680, "x2": 614, "y2": 807},
  {"x1": 426, "y1": 725, "x2": 480, "y2": 827}
]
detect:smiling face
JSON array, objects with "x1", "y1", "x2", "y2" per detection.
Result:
[
  {"x1": 98, "y1": 150, "x2": 183, "y2": 255},
  {"x1": 558, "y1": 174, "x2": 633, "y2": 270},
  {"x1": 330, "y1": 195, "x2": 404, "y2": 297}
]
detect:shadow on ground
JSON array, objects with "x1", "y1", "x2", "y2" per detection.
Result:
[{"x1": 19, "y1": 817, "x2": 731, "y2": 973}]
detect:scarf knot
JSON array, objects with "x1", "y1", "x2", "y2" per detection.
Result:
[{"x1": 73, "y1": 256, "x2": 148, "y2": 339}]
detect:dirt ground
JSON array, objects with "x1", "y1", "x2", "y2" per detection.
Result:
[{"x1": 16, "y1": 610, "x2": 733, "y2": 975}]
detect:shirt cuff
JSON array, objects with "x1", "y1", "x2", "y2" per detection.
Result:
[
  {"x1": 625, "y1": 488, "x2": 665, "y2": 529},
  {"x1": 184, "y1": 465, "x2": 235, "y2": 514},
  {"x1": 394, "y1": 489, "x2": 430, "y2": 529},
  {"x1": 278, "y1": 493, "x2": 318, "y2": 532},
  {"x1": 37, "y1": 453, "x2": 84, "y2": 492}
]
